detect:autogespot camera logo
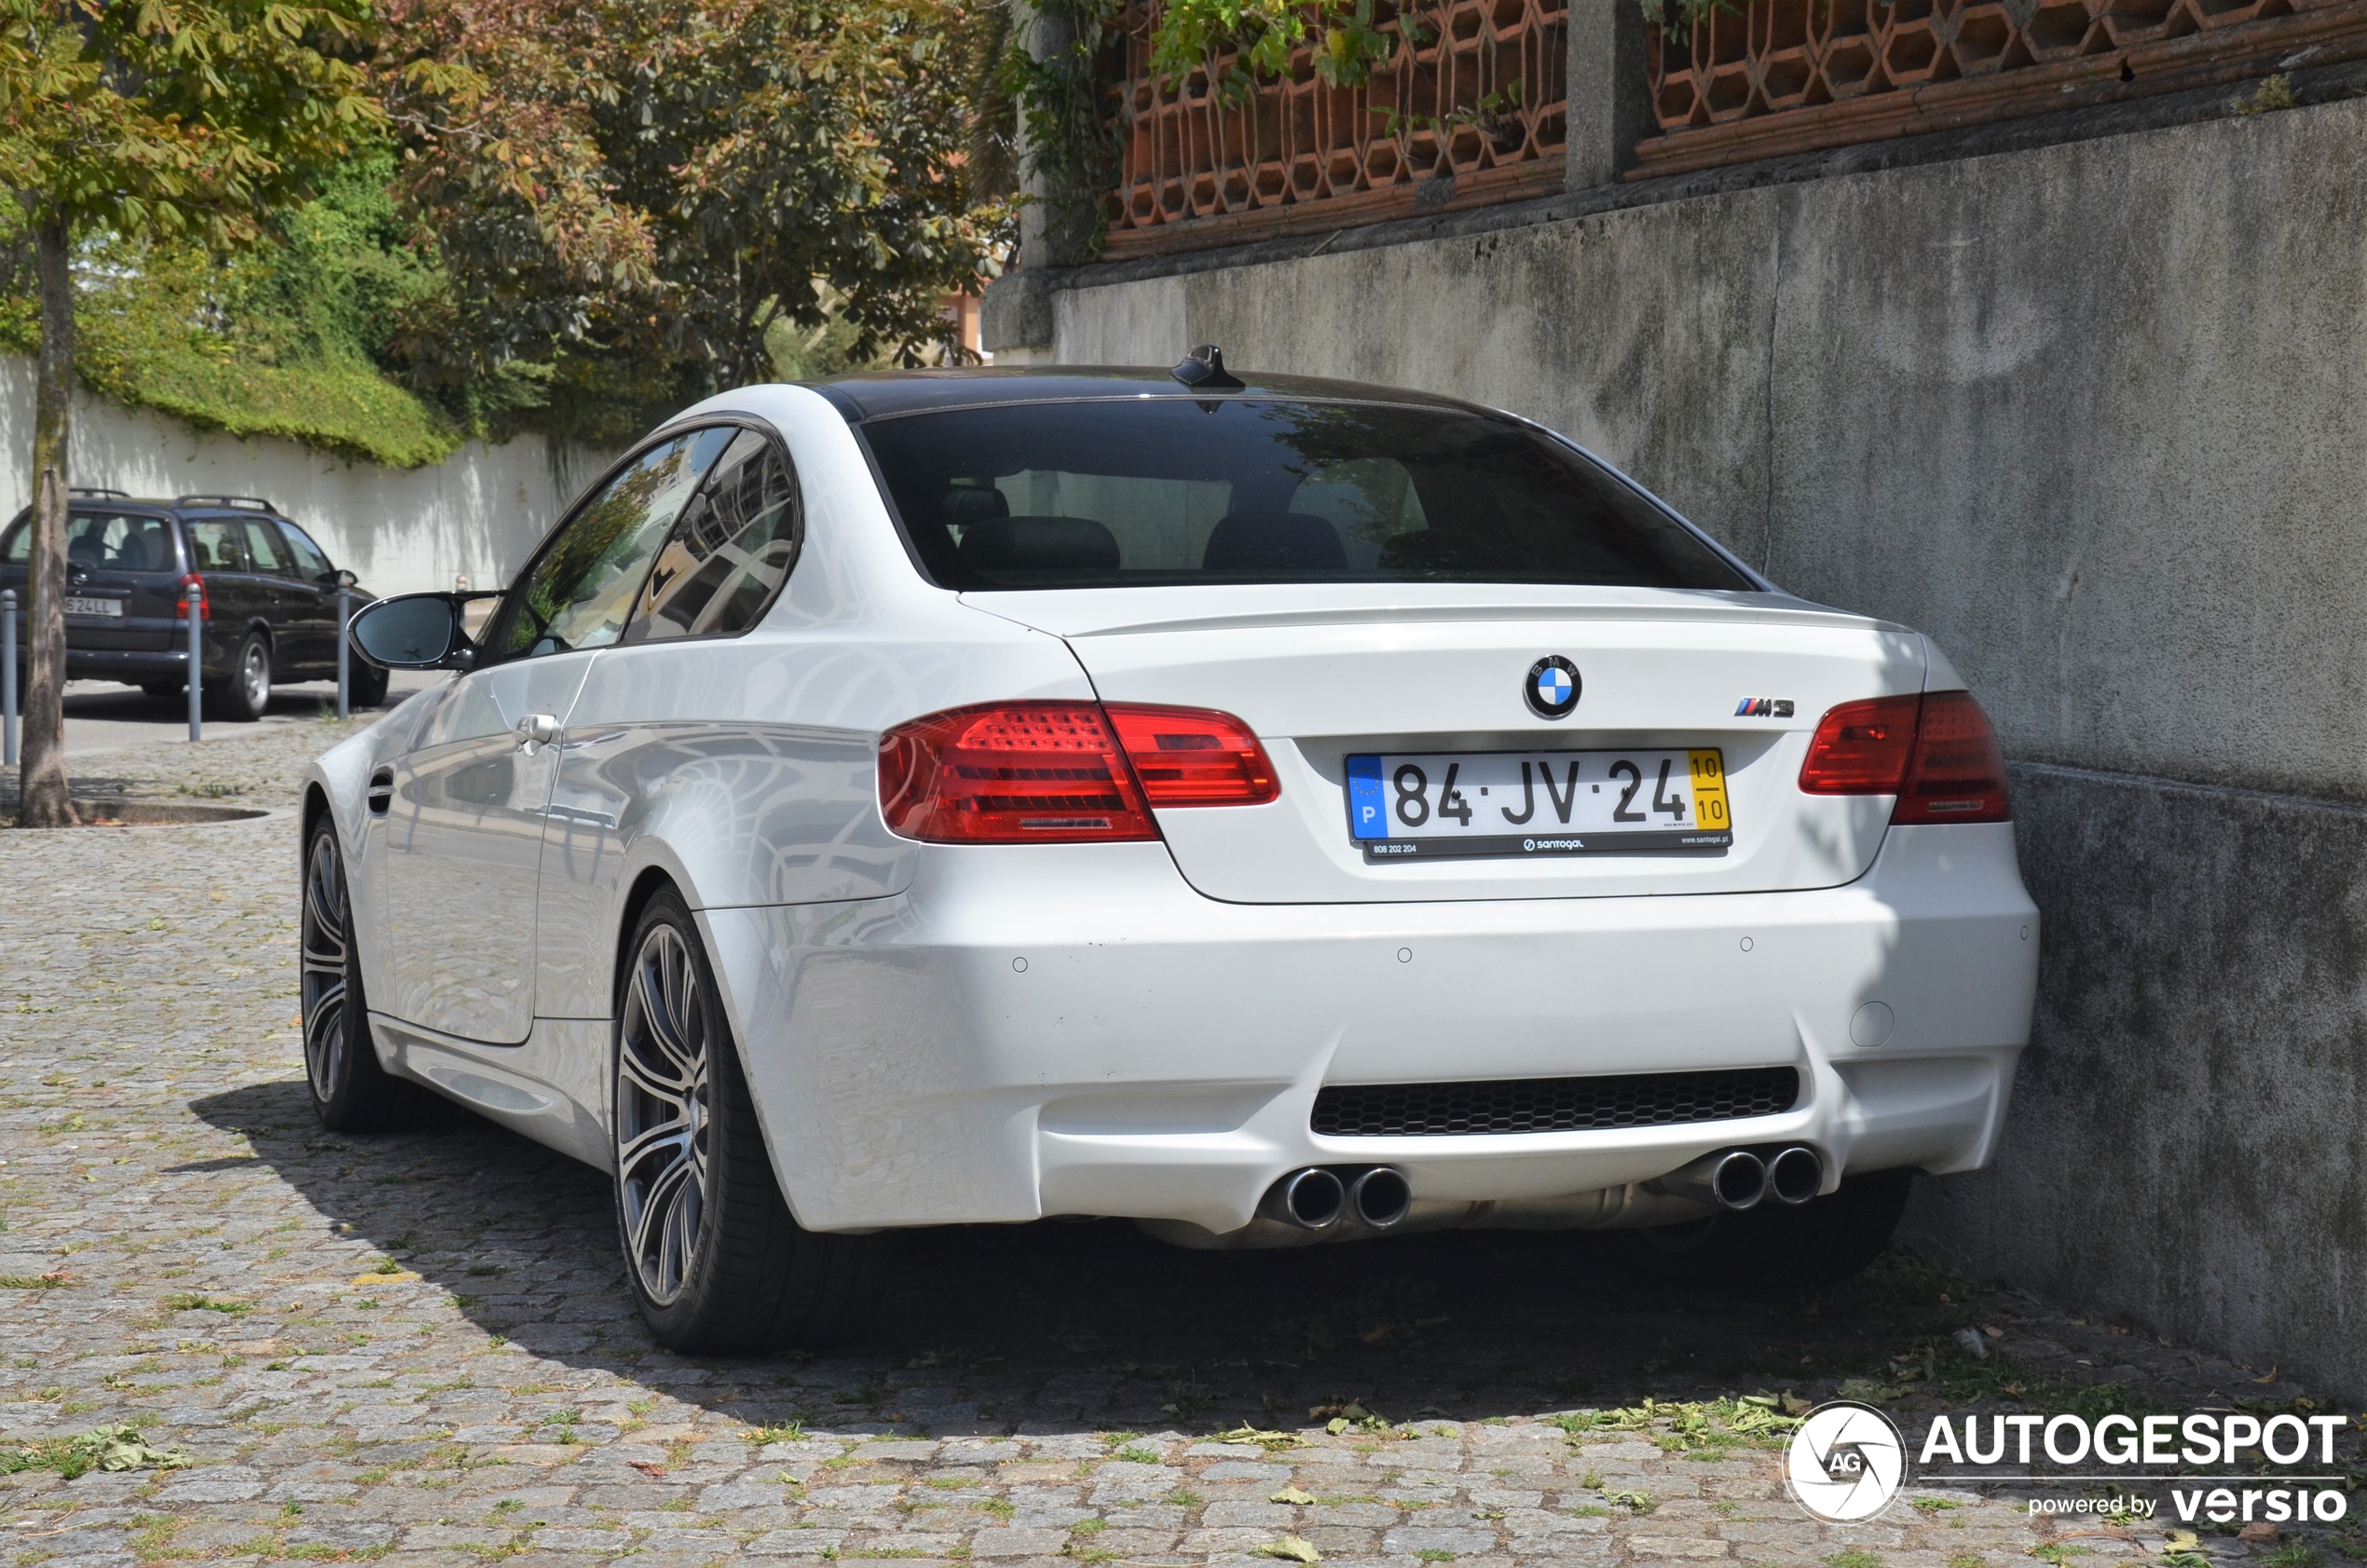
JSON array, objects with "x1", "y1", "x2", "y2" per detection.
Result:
[{"x1": 1787, "y1": 1401, "x2": 1909, "y2": 1522}]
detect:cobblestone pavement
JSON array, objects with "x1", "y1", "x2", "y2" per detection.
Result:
[{"x1": 4, "y1": 717, "x2": 2360, "y2": 1568}]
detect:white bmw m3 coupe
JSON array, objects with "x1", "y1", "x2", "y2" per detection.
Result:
[{"x1": 306, "y1": 354, "x2": 2038, "y2": 1354}]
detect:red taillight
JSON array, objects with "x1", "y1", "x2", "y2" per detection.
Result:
[
  {"x1": 1799, "y1": 694, "x2": 1921, "y2": 795},
  {"x1": 1105, "y1": 703, "x2": 1279, "y2": 807},
  {"x1": 878, "y1": 700, "x2": 1281, "y2": 843},
  {"x1": 174, "y1": 573, "x2": 209, "y2": 620},
  {"x1": 1894, "y1": 689, "x2": 2009, "y2": 824},
  {"x1": 1799, "y1": 689, "x2": 2008, "y2": 824},
  {"x1": 879, "y1": 702, "x2": 1156, "y2": 843}
]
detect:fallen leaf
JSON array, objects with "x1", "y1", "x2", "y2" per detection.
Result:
[
  {"x1": 1252, "y1": 1537, "x2": 1320, "y2": 1563},
  {"x1": 2251, "y1": 1366, "x2": 2279, "y2": 1384},
  {"x1": 351, "y1": 1271, "x2": 421, "y2": 1286},
  {"x1": 1270, "y1": 1488, "x2": 1316, "y2": 1506},
  {"x1": 628, "y1": 1461, "x2": 667, "y2": 1478},
  {"x1": 2165, "y1": 1532, "x2": 2200, "y2": 1553},
  {"x1": 1835, "y1": 1378, "x2": 1910, "y2": 1403},
  {"x1": 1983, "y1": 1325, "x2": 2004, "y2": 1339},
  {"x1": 1778, "y1": 1394, "x2": 1811, "y2": 1416},
  {"x1": 2238, "y1": 1524, "x2": 2278, "y2": 1544},
  {"x1": 1214, "y1": 1425, "x2": 1307, "y2": 1452}
]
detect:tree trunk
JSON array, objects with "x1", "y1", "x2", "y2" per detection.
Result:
[{"x1": 17, "y1": 214, "x2": 76, "y2": 827}]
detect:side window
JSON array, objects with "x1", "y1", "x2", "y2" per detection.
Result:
[
  {"x1": 278, "y1": 524, "x2": 335, "y2": 581},
  {"x1": 3, "y1": 520, "x2": 27, "y2": 564},
  {"x1": 184, "y1": 521, "x2": 248, "y2": 573},
  {"x1": 242, "y1": 520, "x2": 290, "y2": 576},
  {"x1": 621, "y1": 429, "x2": 802, "y2": 644},
  {"x1": 494, "y1": 428, "x2": 735, "y2": 661}
]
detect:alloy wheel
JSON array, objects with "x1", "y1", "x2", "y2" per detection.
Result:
[
  {"x1": 300, "y1": 832, "x2": 349, "y2": 1099},
  {"x1": 616, "y1": 923, "x2": 713, "y2": 1306},
  {"x1": 241, "y1": 639, "x2": 270, "y2": 710}
]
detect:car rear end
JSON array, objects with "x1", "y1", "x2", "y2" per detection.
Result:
[
  {"x1": 0, "y1": 503, "x2": 193, "y2": 685},
  {"x1": 719, "y1": 375, "x2": 2036, "y2": 1241}
]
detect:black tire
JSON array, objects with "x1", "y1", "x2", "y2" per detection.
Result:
[
  {"x1": 206, "y1": 631, "x2": 272, "y2": 722},
  {"x1": 348, "y1": 662, "x2": 390, "y2": 710},
  {"x1": 301, "y1": 818, "x2": 428, "y2": 1132},
  {"x1": 612, "y1": 890, "x2": 894, "y2": 1355},
  {"x1": 1635, "y1": 1168, "x2": 1914, "y2": 1292}
]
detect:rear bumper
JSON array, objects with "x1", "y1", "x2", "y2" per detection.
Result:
[
  {"x1": 63, "y1": 648, "x2": 189, "y2": 680},
  {"x1": 702, "y1": 822, "x2": 2038, "y2": 1234}
]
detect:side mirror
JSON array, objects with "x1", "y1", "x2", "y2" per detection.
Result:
[{"x1": 349, "y1": 593, "x2": 477, "y2": 671}]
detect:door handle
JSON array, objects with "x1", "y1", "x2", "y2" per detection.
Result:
[{"x1": 513, "y1": 713, "x2": 561, "y2": 753}]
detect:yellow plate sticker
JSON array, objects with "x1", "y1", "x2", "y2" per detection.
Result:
[{"x1": 1688, "y1": 749, "x2": 1731, "y2": 834}]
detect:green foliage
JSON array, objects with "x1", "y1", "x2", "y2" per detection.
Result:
[
  {"x1": 0, "y1": 0, "x2": 382, "y2": 244},
  {"x1": 0, "y1": 151, "x2": 459, "y2": 467},
  {"x1": 2235, "y1": 73, "x2": 2296, "y2": 115},
  {"x1": 998, "y1": 0, "x2": 1126, "y2": 256},
  {"x1": 1, "y1": 1425, "x2": 189, "y2": 1479},
  {"x1": 1635, "y1": 0, "x2": 1741, "y2": 29},
  {"x1": 379, "y1": 0, "x2": 1011, "y2": 448},
  {"x1": 1149, "y1": 0, "x2": 1409, "y2": 98}
]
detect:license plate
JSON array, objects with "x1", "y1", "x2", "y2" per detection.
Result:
[
  {"x1": 1348, "y1": 748, "x2": 1733, "y2": 861},
  {"x1": 63, "y1": 595, "x2": 121, "y2": 618}
]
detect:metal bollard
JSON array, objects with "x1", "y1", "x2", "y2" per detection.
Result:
[
  {"x1": 186, "y1": 587, "x2": 202, "y2": 743},
  {"x1": 2, "y1": 587, "x2": 17, "y2": 768},
  {"x1": 335, "y1": 585, "x2": 351, "y2": 720}
]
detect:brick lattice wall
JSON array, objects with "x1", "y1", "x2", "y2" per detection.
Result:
[
  {"x1": 1640, "y1": 0, "x2": 2367, "y2": 173},
  {"x1": 1104, "y1": 0, "x2": 1568, "y2": 256}
]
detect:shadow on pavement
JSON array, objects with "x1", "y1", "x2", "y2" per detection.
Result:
[{"x1": 186, "y1": 1077, "x2": 1963, "y2": 1432}]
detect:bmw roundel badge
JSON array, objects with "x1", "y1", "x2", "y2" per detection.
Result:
[{"x1": 1526, "y1": 655, "x2": 1581, "y2": 719}]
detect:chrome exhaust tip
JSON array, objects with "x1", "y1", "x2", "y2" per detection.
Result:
[
  {"x1": 1266, "y1": 1166, "x2": 1347, "y2": 1229},
  {"x1": 1767, "y1": 1145, "x2": 1824, "y2": 1206},
  {"x1": 1652, "y1": 1149, "x2": 1769, "y2": 1211},
  {"x1": 1348, "y1": 1166, "x2": 1413, "y2": 1229}
]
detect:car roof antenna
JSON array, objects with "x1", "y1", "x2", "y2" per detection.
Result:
[{"x1": 1170, "y1": 344, "x2": 1245, "y2": 391}]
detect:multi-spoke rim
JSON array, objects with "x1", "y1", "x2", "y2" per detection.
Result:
[
  {"x1": 616, "y1": 923, "x2": 712, "y2": 1307},
  {"x1": 300, "y1": 832, "x2": 350, "y2": 1102},
  {"x1": 241, "y1": 640, "x2": 270, "y2": 708}
]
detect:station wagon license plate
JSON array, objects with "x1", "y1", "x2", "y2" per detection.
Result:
[
  {"x1": 62, "y1": 595, "x2": 121, "y2": 618},
  {"x1": 1348, "y1": 748, "x2": 1733, "y2": 861}
]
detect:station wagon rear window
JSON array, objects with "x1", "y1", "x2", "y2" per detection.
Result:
[
  {"x1": 860, "y1": 398, "x2": 1752, "y2": 593},
  {"x1": 3, "y1": 511, "x2": 173, "y2": 572}
]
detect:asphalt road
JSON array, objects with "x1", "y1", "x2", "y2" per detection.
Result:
[{"x1": 41, "y1": 674, "x2": 439, "y2": 756}]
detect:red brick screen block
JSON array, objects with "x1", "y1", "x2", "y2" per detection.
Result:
[
  {"x1": 1102, "y1": 0, "x2": 1569, "y2": 257},
  {"x1": 1640, "y1": 0, "x2": 2367, "y2": 175}
]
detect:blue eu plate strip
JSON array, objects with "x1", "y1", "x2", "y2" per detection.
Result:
[{"x1": 1347, "y1": 755, "x2": 1388, "y2": 839}]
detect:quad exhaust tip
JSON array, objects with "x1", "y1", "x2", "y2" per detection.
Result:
[
  {"x1": 1651, "y1": 1145, "x2": 1826, "y2": 1212},
  {"x1": 1265, "y1": 1166, "x2": 1412, "y2": 1230},
  {"x1": 1655, "y1": 1149, "x2": 1769, "y2": 1211},
  {"x1": 1767, "y1": 1144, "x2": 1824, "y2": 1206},
  {"x1": 1349, "y1": 1166, "x2": 1413, "y2": 1229},
  {"x1": 1273, "y1": 1166, "x2": 1346, "y2": 1229}
]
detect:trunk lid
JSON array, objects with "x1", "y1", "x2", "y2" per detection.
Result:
[{"x1": 965, "y1": 584, "x2": 1926, "y2": 904}]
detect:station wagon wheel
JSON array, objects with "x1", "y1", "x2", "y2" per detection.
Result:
[
  {"x1": 300, "y1": 817, "x2": 423, "y2": 1133},
  {"x1": 207, "y1": 631, "x2": 272, "y2": 722},
  {"x1": 610, "y1": 890, "x2": 896, "y2": 1354}
]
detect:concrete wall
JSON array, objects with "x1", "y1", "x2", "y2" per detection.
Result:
[
  {"x1": 0, "y1": 357, "x2": 616, "y2": 597},
  {"x1": 1026, "y1": 99, "x2": 2367, "y2": 1395}
]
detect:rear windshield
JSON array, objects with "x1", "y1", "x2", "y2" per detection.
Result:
[
  {"x1": 2, "y1": 511, "x2": 175, "y2": 571},
  {"x1": 859, "y1": 398, "x2": 1751, "y2": 592}
]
